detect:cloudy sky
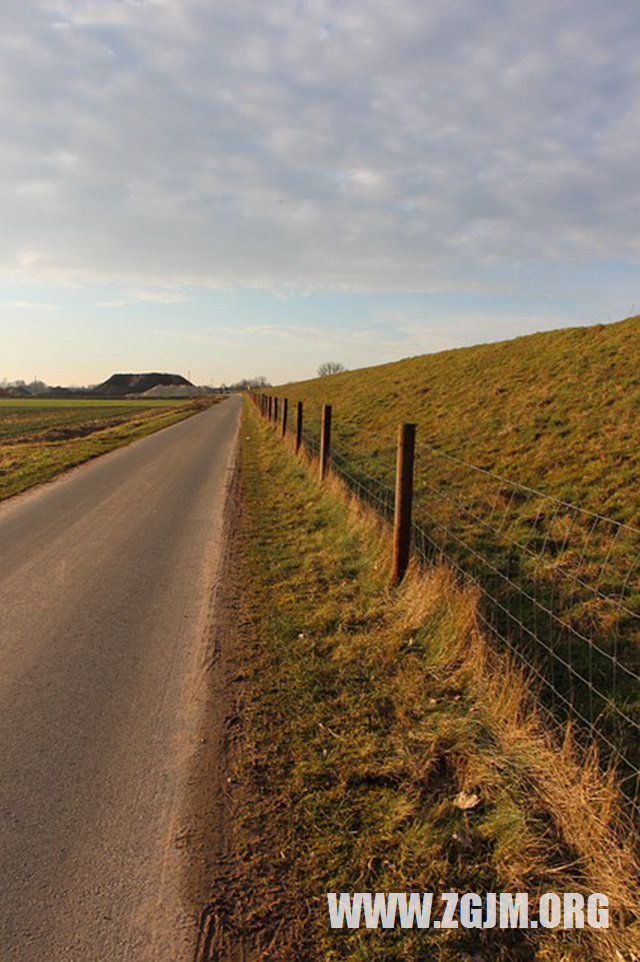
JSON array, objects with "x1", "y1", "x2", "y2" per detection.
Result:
[{"x1": 1, "y1": 0, "x2": 639, "y2": 385}]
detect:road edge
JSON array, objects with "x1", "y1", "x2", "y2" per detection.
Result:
[{"x1": 175, "y1": 431, "x2": 247, "y2": 962}]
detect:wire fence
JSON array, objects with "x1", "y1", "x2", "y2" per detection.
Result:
[
  {"x1": 257, "y1": 393, "x2": 640, "y2": 821},
  {"x1": 410, "y1": 444, "x2": 640, "y2": 811}
]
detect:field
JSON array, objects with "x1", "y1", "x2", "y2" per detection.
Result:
[
  {"x1": 0, "y1": 397, "x2": 223, "y2": 502},
  {"x1": 265, "y1": 316, "x2": 640, "y2": 803}
]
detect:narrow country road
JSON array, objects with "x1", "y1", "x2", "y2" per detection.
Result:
[{"x1": 0, "y1": 394, "x2": 242, "y2": 961}]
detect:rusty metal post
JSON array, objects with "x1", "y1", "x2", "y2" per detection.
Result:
[
  {"x1": 281, "y1": 397, "x2": 288, "y2": 437},
  {"x1": 391, "y1": 423, "x2": 416, "y2": 585},
  {"x1": 319, "y1": 404, "x2": 332, "y2": 482},
  {"x1": 295, "y1": 401, "x2": 303, "y2": 453}
]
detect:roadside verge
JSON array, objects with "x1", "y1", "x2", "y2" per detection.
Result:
[{"x1": 190, "y1": 400, "x2": 639, "y2": 962}]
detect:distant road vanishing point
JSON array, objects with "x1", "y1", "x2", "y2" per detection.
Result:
[{"x1": 0, "y1": 394, "x2": 241, "y2": 961}]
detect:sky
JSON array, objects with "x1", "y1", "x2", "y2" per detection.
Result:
[{"x1": 1, "y1": 0, "x2": 639, "y2": 386}]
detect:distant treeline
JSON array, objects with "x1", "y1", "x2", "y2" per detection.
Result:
[{"x1": 0, "y1": 374, "x2": 272, "y2": 398}]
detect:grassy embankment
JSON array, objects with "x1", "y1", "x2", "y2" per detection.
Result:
[
  {"x1": 0, "y1": 397, "x2": 224, "y2": 502},
  {"x1": 268, "y1": 315, "x2": 639, "y2": 523},
  {"x1": 266, "y1": 316, "x2": 640, "y2": 776},
  {"x1": 209, "y1": 402, "x2": 639, "y2": 962}
]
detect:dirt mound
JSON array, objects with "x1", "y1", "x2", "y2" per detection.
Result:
[{"x1": 93, "y1": 373, "x2": 193, "y2": 397}]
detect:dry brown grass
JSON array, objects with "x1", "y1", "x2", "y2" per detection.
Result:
[{"x1": 330, "y1": 460, "x2": 640, "y2": 954}]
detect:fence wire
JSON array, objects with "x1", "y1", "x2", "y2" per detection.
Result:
[
  {"x1": 330, "y1": 443, "x2": 396, "y2": 522},
  {"x1": 254, "y1": 394, "x2": 640, "y2": 820},
  {"x1": 410, "y1": 444, "x2": 640, "y2": 819}
]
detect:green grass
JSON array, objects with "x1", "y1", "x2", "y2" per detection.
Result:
[
  {"x1": 0, "y1": 397, "x2": 223, "y2": 501},
  {"x1": 265, "y1": 316, "x2": 640, "y2": 779},
  {"x1": 214, "y1": 403, "x2": 640, "y2": 961},
  {"x1": 269, "y1": 315, "x2": 640, "y2": 523}
]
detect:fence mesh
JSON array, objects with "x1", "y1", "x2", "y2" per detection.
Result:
[
  {"x1": 411, "y1": 443, "x2": 640, "y2": 816},
  {"x1": 253, "y1": 394, "x2": 640, "y2": 820}
]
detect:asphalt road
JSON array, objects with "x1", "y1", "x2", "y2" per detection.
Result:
[{"x1": 0, "y1": 395, "x2": 241, "y2": 961}]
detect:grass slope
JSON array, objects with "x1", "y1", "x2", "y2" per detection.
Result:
[
  {"x1": 0, "y1": 397, "x2": 223, "y2": 501},
  {"x1": 209, "y1": 403, "x2": 639, "y2": 962},
  {"x1": 270, "y1": 315, "x2": 639, "y2": 523},
  {"x1": 267, "y1": 317, "x2": 640, "y2": 776}
]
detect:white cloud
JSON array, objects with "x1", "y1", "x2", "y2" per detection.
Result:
[
  {"x1": 150, "y1": 328, "x2": 216, "y2": 343},
  {"x1": 96, "y1": 290, "x2": 190, "y2": 307},
  {"x1": 1, "y1": 299, "x2": 60, "y2": 311},
  {"x1": 1, "y1": 0, "x2": 639, "y2": 293}
]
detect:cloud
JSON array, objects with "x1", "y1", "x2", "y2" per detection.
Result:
[
  {"x1": 95, "y1": 290, "x2": 190, "y2": 307},
  {"x1": 1, "y1": 0, "x2": 639, "y2": 293},
  {"x1": 218, "y1": 319, "x2": 438, "y2": 356},
  {"x1": 150, "y1": 328, "x2": 217, "y2": 343},
  {"x1": 1, "y1": 299, "x2": 60, "y2": 312}
]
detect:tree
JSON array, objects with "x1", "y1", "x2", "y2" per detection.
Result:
[
  {"x1": 226, "y1": 375, "x2": 271, "y2": 391},
  {"x1": 27, "y1": 379, "x2": 49, "y2": 395},
  {"x1": 317, "y1": 361, "x2": 346, "y2": 376}
]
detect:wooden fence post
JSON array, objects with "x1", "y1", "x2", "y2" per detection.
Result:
[
  {"x1": 295, "y1": 401, "x2": 303, "y2": 453},
  {"x1": 319, "y1": 404, "x2": 332, "y2": 482},
  {"x1": 273, "y1": 397, "x2": 279, "y2": 427},
  {"x1": 391, "y1": 423, "x2": 416, "y2": 585},
  {"x1": 268, "y1": 396, "x2": 273, "y2": 421},
  {"x1": 281, "y1": 397, "x2": 288, "y2": 438}
]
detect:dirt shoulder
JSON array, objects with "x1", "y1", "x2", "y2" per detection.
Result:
[{"x1": 178, "y1": 455, "x2": 248, "y2": 961}]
